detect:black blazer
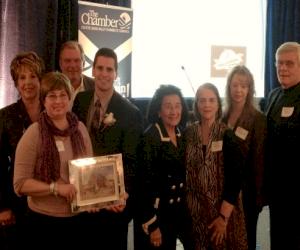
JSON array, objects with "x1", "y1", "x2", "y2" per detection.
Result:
[
  {"x1": 72, "y1": 90, "x2": 144, "y2": 195},
  {"x1": 82, "y1": 74, "x2": 95, "y2": 91},
  {"x1": 137, "y1": 121, "x2": 187, "y2": 225}
]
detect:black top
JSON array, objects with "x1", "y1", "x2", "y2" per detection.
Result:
[
  {"x1": 0, "y1": 99, "x2": 34, "y2": 214},
  {"x1": 137, "y1": 121, "x2": 187, "y2": 226},
  {"x1": 265, "y1": 83, "x2": 300, "y2": 197}
]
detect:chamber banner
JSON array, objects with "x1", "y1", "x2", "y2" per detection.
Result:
[{"x1": 78, "y1": 1, "x2": 133, "y2": 97}]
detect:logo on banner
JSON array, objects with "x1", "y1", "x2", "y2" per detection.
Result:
[{"x1": 81, "y1": 10, "x2": 131, "y2": 33}]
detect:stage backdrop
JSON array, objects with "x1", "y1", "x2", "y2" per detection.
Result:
[{"x1": 78, "y1": 1, "x2": 133, "y2": 97}]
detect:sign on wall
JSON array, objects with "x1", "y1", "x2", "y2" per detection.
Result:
[
  {"x1": 78, "y1": 1, "x2": 133, "y2": 97},
  {"x1": 211, "y1": 45, "x2": 246, "y2": 78}
]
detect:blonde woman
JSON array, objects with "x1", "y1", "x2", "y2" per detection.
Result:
[{"x1": 223, "y1": 65, "x2": 267, "y2": 250}]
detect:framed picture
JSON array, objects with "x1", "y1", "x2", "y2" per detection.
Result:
[{"x1": 69, "y1": 153, "x2": 125, "y2": 213}]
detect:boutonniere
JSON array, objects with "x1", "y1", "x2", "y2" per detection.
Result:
[{"x1": 101, "y1": 112, "x2": 116, "y2": 131}]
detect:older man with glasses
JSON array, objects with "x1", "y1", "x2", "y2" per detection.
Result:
[{"x1": 265, "y1": 41, "x2": 300, "y2": 250}]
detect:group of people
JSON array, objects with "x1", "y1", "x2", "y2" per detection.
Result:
[
  {"x1": 0, "y1": 40, "x2": 300, "y2": 250},
  {"x1": 0, "y1": 42, "x2": 143, "y2": 250}
]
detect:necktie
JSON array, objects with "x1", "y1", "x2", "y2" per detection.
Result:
[{"x1": 91, "y1": 99, "x2": 101, "y2": 131}]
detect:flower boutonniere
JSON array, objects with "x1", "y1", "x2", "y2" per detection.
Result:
[{"x1": 101, "y1": 112, "x2": 116, "y2": 131}]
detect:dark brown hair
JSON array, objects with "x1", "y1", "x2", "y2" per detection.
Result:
[
  {"x1": 93, "y1": 47, "x2": 118, "y2": 72},
  {"x1": 147, "y1": 84, "x2": 189, "y2": 128}
]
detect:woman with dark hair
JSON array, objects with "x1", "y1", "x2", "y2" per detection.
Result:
[
  {"x1": 185, "y1": 83, "x2": 247, "y2": 250},
  {"x1": 136, "y1": 84, "x2": 193, "y2": 250},
  {"x1": 223, "y1": 65, "x2": 267, "y2": 250},
  {"x1": 13, "y1": 72, "x2": 93, "y2": 249},
  {"x1": 0, "y1": 51, "x2": 44, "y2": 249}
]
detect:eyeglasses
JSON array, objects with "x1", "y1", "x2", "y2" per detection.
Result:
[
  {"x1": 46, "y1": 93, "x2": 69, "y2": 101},
  {"x1": 275, "y1": 60, "x2": 297, "y2": 68}
]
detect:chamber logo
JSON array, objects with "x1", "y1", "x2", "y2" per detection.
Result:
[
  {"x1": 80, "y1": 10, "x2": 131, "y2": 33},
  {"x1": 119, "y1": 13, "x2": 131, "y2": 30}
]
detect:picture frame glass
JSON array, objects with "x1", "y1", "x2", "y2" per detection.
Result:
[{"x1": 69, "y1": 153, "x2": 125, "y2": 213}]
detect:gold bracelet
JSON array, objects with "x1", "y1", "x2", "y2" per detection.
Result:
[{"x1": 53, "y1": 182, "x2": 58, "y2": 196}]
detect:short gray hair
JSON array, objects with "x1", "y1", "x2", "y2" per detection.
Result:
[{"x1": 276, "y1": 42, "x2": 300, "y2": 65}]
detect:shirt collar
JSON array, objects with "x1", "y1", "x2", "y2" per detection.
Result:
[
  {"x1": 93, "y1": 91, "x2": 114, "y2": 113},
  {"x1": 71, "y1": 77, "x2": 85, "y2": 101},
  {"x1": 155, "y1": 121, "x2": 181, "y2": 142}
]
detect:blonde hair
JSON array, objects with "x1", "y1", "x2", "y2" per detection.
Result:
[{"x1": 225, "y1": 65, "x2": 255, "y2": 111}]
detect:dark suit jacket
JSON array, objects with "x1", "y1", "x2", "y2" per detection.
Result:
[
  {"x1": 223, "y1": 109, "x2": 267, "y2": 209},
  {"x1": 72, "y1": 90, "x2": 143, "y2": 197},
  {"x1": 82, "y1": 74, "x2": 94, "y2": 91}
]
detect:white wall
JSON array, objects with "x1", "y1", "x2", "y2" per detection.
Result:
[{"x1": 131, "y1": 0, "x2": 267, "y2": 98}]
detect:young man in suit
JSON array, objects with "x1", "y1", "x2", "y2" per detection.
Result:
[{"x1": 72, "y1": 47, "x2": 143, "y2": 250}]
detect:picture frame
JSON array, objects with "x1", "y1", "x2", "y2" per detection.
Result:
[{"x1": 69, "y1": 153, "x2": 125, "y2": 213}]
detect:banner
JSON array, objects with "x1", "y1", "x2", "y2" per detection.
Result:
[{"x1": 78, "y1": 1, "x2": 133, "y2": 97}]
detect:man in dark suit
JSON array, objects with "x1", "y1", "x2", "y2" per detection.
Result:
[
  {"x1": 72, "y1": 47, "x2": 143, "y2": 250},
  {"x1": 265, "y1": 41, "x2": 300, "y2": 250},
  {"x1": 59, "y1": 40, "x2": 94, "y2": 102}
]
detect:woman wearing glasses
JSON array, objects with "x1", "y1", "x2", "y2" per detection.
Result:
[{"x1": 13, "y1": 72, "x2": 93, "y2": 249}]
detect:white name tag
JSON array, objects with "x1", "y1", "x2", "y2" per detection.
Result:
[
  {"x1": 235, "y1": 126, "x2": 249, "y2": 140},
  {"x1": 55, "y1": 140, "x2": 65, "y2": 152},
  {"x1": 281, "y1": 107, "x2": 294, "y2": 117},
  {"x1": 211, "y1": 140, "x2": 223, "y2": 152}
]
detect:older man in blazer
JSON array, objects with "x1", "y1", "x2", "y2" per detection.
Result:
[
  {"x1": 59, "y1": 40, "x2": 94, "y2": 102},
  {"x1": 72, "y1": 47, "x2": 143, "y2": 250}
]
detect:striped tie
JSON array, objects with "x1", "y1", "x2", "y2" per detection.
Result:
[{"x1": 91, "y1": 99, "x2": 101, "y2": 130}]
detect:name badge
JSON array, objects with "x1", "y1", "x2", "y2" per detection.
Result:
[
  {"x1": 281, "y1": 107, "x2": 294, "y2": 117},
  {"x1": 235, "y1": 126, "x2": 249, "y2": 140},
  {"x1": 55, "y1": 140, "x2": 65, "y2": 152},
  {"x1": 211, "y1": 140, "x2": 223, "y2": 152}
]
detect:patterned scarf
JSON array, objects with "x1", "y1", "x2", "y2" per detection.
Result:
[{"x1": 34, "y1": 111, "x2": 86, "y2": 183}]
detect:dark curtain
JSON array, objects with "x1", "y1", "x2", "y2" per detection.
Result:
[
  {"x1": 264, "y1": 0, "x2": 300, "y2": 97},
  {"x1": 22, "y1": 0, "x2": 77, "y2": 72},
  {"x1": 0, "y1": 0, "x2": 130, "y2": 107},
  {"x1": 86, "y1": 0, "x2": 130, "y2": 6}
]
